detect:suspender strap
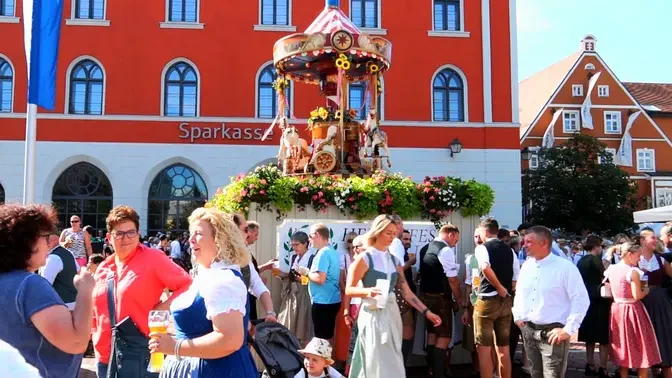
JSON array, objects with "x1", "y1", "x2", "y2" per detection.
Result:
[
  {"x1": 107, "y1": 276, "x2": 117, "y2": 326},
  {"x1": 307, "y1": 253, "x2": 316, "y2": 269}
]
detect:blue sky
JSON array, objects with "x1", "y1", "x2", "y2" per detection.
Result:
[{"x1": 517, "y1": 0, "x2": 672, "y2": 83}]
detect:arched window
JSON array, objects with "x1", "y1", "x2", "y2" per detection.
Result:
[
  {"x1": 0, "y1": 57, "x2": 14, "y2": 112},
  {"x1": 52, "y1": 162, "x2": 113, "y2": 232},
  {"x1": 164, "y1": 61, "x2": 198, "y2": 117},
  {"x1": 257, "y1": 64, "x2": 290, "y2": 118},
  {"x1": 148, "y1": 164, "x2": 208, "y2": 235},
  {"x1": 432, "y1": 68, "x2": 465, "y2": 122},
  {"x1": 68, "y1": 59, "x2": 104, "y2": 115},
  {"x1": 348, "y1": 80, "x2": 382, "y2": 120},
  {"x1": 0, "y1": 182, "x2": 5, "y2": 204}
]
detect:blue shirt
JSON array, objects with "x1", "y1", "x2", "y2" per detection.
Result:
[
  {"x1": 0, "y1": 271, "x2": 82, "y2": 378},
  {"x1": 309, "y1": 247, "x2": 342, "y2": 305}
]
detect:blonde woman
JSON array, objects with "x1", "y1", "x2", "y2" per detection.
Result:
[
  {"x1": 346, "y1": 214, "x2": 441, "y2": 377},
  {"x1": 149, "y1": 207, "x2": 257, "y2": 378}
]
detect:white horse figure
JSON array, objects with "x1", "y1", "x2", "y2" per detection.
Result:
[
  {"x1": 277, "y1": 123, "x2": 308, "y2": 175},
  {"x1": 363, "y1": 110, "x2": 392, "y2": 170}
]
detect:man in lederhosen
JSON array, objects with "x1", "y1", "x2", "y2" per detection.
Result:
[{"x1": 419, "y1": 224, "x2": 464, "y2": 378}]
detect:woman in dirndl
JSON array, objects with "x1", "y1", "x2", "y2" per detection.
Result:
[
  {"x1": 638, "y1": 230, "x2": 672, "y2": 377},
  {"x1": 277, "y1": 231, "x2": 315, "y2": 346},
  {"x1": 332, "y1": 231, "x2": 359, "y2": 364},
  {"x1": 346, "y1": 214, "x2": 441, "y2": 378}
]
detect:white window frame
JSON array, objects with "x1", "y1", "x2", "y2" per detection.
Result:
[
  {"x1": 159, "y1": 57, "x2": 201, "y2": 117},
  {"x1": 636, "y1": 149, "x2": 655, "y2": 172},
  {"x1": 428, "y1": 0, "x2": 469, "y2": 38},
  {"x1": 430, "y1": 64, "x2": 469, "y2": 123},
  {"x1": 604, "y1": 111, "x2": 622, "y2": 134},
  {"x1": 65, "y1": 0, "x2": 110, "y2": 26},
  {"x1": 64, "y1": 55, "x2": 107, "y2": 116},
  {"x1": 254, "y1": 0, "x2": 296, "y2": 32},
  {"x1": 529, "y1": 154, "x2": 539, "y2": 170},
  {"x1": 0, "y1": 0, "x2": 19, "y2": 23},
  {"x1": 562, "y1": 110, "x2": 580, "y2": 133},
  {"x1": 584, "y1": 63, "x2": 595, "y2": 70},
  {"x1": 572, "y1": 84, "x2": 583, "y2": 97},
  {"x1": 160, "y1": 0, "x2": 204, "y2": 29},
  {"x1": 599, "y1": 148, "x2": 616, "y2": 164},
  {"x1": 254, "y1": 60, "x2": 295, "y2": 119},
  {"x1": 597, "y1": 85, "x2": 609, "y2": 98},
  {"x1": 0, "y1": 53, "x2": 15, "y2": 112},
  {"x1": 348, "y1": 0, "x2": 387, "y2": 35}
]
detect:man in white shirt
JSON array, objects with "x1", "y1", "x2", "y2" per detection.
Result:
[
  {"x1": 473, "y1": 218, "x2": 519, "y2": 378},
  {"x1": 40, "y1": 233, "x2": 80, "y2": 310},
  {"x1": 388, "y1": 215, "x2": 406, "y2": 264},
  {"x1": 418, "y1": 224, "x2": 463, "y2": 378},
  {"x1": 513, "y1": 226, "x2": 589, "y2": 378},
  {"x1": 661, "y1": 223, "x2": 672, "y2": 254}
]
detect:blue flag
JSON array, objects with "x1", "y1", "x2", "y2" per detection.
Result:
[{"x1": 23, "y1": 0, "x2": 64, "y2": 110}]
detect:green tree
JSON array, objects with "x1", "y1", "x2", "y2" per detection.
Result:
[{"x1": 522, "y1": 133, "x2": 637, "y2": 235}]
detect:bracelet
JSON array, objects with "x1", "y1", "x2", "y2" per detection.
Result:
[
  {"x1": 174, "y1": 339, "x2": 184, "y2": 360},
  {"x1": 422, "y1": 308, "x2": 429, "y2": 316},
  {"x1": 266, "y1": 310, "x2": 277, "y2": 317}
]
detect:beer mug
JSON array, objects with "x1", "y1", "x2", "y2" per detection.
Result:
[
  {"x1": 472, "y1": 268, "x2": 481, "y2": 287},
  {"x1": 147, "y1": 310, "x2": 170, "y2": 373},
  {"x1": 272, "y1": 261, "x2": 280, "y2": 277},
  {"x1": 301, "y1": 274, "x2": 309, "y2": 285}
]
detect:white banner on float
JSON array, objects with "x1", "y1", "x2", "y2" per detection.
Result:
[{"x1": 275, "y1": 219, "x2": 437, "y2": 272}]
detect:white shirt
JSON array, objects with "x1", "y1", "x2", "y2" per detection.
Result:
[
  {"x1": 572, "y1": 251, "x2": 587, "y2": 265},
  {"x1": 512, "y1": 253, "x2": 590, "y2": 335},
  {"x1": 639, "y1": 254, "x2": 661, "y2": 273},
  {"x1": 389, "y1": 238, "x2": 406, "y2": 265},
  {"x1": 432, "y1": 237, "x2": 459, "y2": 278},
  {"x1": 474, "y1": 240, "x2": 520, "y2": 296},
  {"x1": 293, "y1": 366, "x2": 344, "y2": 378},
  {"x1": 170, "y1": 240, "x2": 182, "y2": 258},
  {"x1": 0, "y1": 340, "x2": 42, "y2": 378},
  {"x1": 39, "y1": 248, "x2": 79, "y2": 310},
  {"x1": 464, "y1": 254, "x2": 474, "y2": 285},
  {"x1": 217, "y1": 259, "x2": 270, "y2": 298}
]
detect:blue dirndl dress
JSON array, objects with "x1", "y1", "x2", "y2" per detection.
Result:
[{"x1": 160, "y1": 267, "x2": 258, "y2": 378}]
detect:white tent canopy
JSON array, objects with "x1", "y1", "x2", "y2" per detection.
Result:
[{"x1": 633, "y1": 205, "x2": 672, "y2": 223}]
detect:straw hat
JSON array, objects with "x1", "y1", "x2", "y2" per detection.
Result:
[{"x1": 298, "y1": 338, "x2": 334, "y2": 365}]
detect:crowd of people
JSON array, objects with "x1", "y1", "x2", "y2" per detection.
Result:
[{"x1": 0, "y1": 200, "x2": 671, "y2": 378}]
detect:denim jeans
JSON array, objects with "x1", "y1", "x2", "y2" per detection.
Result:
[{"x1": 96, "y1": 362, "x2": 108, "y2": 378}]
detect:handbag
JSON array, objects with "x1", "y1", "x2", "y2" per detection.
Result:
[
  {"x1": 599, "y1": 276, "x2": 612, "y2": 299},
  {"x1": 106, "y1": 275, "x2": 159, "y2": 378}
]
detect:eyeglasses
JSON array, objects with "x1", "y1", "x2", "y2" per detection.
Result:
[
  {"x1": 346, "y1": 240, "x2": 354, "y2": 244},
  {"x1": 71, "y1": 220, "x2": 80, "y2": 223},
  {"x1": 39, "y1": 233, "x2": 51, "y2": 244},
  {"x1": 353, "y1": 244, "x2": 363, "y2": 249},
  {"x1": 111, "y1": 230, "x2": 139, "y2": 240},
  {"x1": 290, "y1": 242, "x2": 303, "y2": 247}
]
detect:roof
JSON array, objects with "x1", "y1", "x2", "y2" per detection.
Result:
[
  {"x1": 519, "y1": 50, "x2": 582, "y2": 138},
  {"x1": 623, "y1": 82, "x2": 672, "y2": 113},
  {"x1": 304, "y1": 6, "x2": 361, "y2": 35}
]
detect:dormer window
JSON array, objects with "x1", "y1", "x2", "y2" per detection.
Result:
[
  {"x1": 585, "y1": 63, "x2": 595, "y2": 70},
  {"x1": 581, "y1": 34, "x2": 597, "y2": 51}
]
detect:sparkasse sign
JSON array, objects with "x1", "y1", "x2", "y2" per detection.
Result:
[{"x1": 178, "y1": 122, "x2": 273, "y2": 143}]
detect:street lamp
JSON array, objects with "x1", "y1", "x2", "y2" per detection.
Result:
[
  {"x1": 521, "y1": 147, "x2": 532, "y2": 161},
  {"x1": 449, "y1": 138, "x2": 463, "y2": 157}
]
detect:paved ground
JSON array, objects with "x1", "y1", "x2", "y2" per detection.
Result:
[{"x1": 78, "y1": 341, "x2": 622, "y2": 377}]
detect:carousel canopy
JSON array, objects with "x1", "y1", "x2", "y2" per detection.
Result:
[{"x1": 272, "y1": 0, "x2": 392, "y2": 85}]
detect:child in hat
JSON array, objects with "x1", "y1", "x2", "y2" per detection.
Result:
[{"x1": 295, "y1": 338, "x2": 344, "y2": 378}]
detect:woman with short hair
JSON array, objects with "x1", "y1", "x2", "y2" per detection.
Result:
[
  {"x1": 149, "y1": 207, "x2": 258, "y2": 377},
  {"x1": 91, "y1": 206, "x2": 193, "y2": 378},
  {"x1": 0, "y1": 204, "x2": 94, "y2": 378}
]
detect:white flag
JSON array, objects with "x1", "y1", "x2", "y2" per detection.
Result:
[
  {"x1": 581, "y1": 71, "x2": 602, "y2": 129},
  {"x1": 615, "y1": 111, "x2": 641, "y2": 167},
  {"x1": 542, "y1": 108, "x2": 564, "y2": 148}
]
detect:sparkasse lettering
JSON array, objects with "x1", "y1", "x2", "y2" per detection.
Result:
[{"x1": 178, "y1": 123, "x2": 271, "y2": 143}]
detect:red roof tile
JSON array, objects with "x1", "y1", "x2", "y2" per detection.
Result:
[{"x1": 623, "y1": 82, "x2": 672, "y2": 112}]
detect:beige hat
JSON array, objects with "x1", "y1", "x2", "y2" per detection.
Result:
[{"x1": 298, "y1": 338, "x2": 334, "y2": 365}]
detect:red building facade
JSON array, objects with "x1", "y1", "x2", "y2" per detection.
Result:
[{"x1": 0, "y1": 0, "x2": 521, "y2": 232}]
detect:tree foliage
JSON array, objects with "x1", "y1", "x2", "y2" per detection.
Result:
[{"x1": 523, "y1": 134, "x2": 636, "y2": 235}]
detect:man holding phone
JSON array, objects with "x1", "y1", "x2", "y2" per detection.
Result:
[{"x1": 472, "y1": 217, "x2": 519, "y2": 378}]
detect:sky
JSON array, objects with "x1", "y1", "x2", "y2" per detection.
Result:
[{"x1": 517, "y1": 0, "x2": 672, "y2": 83}]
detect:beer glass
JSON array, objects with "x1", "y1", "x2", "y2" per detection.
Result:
[
  {"x1": 272, "y1": 261, "x2": 280, "y2": 277},
  {"x1": 148, "y1": 310, "x2": 170, "y2": 373}
]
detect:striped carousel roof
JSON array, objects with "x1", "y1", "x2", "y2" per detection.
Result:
[{"x1": 304, "y1": 1, "x2": 361, "y2": 35}]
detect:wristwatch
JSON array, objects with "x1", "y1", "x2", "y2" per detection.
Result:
[{"x1": 266, "y1": 310, "x2": 277, "y2": 317}]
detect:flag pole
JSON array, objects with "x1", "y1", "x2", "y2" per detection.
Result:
[{"x1": 22, "y1": 104, "x2": 37, "y2": 205}]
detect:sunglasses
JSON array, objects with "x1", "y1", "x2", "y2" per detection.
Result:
[
  {"x1": 346, "y1": 239, "x2": 354, "y2": 244},
  {"x1": 71, "y1": 220, "x2": 80, "y2": 223}
]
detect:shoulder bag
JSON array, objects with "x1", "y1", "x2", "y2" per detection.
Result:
[
  {"x1": 599, "y1": 276, "x2": 612, "y2": 299},
  {"x1": 106, "y1": 274, "x2": 159, "y2": 378}
]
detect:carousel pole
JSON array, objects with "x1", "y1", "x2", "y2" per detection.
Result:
[{"x1": 339, "y1": 73, "x2": 347, "y2": 173}]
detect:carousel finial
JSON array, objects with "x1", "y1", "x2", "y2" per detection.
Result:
[{"x1": 326, "y1": 0, "x2": 339, "y2": 8}]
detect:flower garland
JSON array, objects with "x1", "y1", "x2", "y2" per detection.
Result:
[{"x1": 208, "y1": 165, "x2": 495, "y2": 223}]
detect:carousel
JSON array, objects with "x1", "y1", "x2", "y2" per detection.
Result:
[{"x1": 261, "y1": 0, "x2": 393, "y2": 175}]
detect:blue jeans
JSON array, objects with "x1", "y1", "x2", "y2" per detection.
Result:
[{"x1": 96, "y1": 362, "x2": 108, "y2": 378}]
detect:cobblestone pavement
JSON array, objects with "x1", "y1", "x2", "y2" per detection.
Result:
[{"x1": 79, "y1": 341, "x2": 625, "y2": 377}]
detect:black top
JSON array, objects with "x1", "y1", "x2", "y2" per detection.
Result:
[
  {"x1": 476, "y1": 239, "x2": 513, "y2": 296},
  {"x1": 419, "y1": 240, "x2": 450, "y2": 294},
  {"x1": 404, "y1": 250, "x2": 417, "y2": 294},
  {"x1": 50, "y1": 246, "x2": 78, "y2": 303}
]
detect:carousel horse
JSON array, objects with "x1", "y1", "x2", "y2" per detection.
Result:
[
  {"x1": 363, "y1": 111, "x2": 392, "y2": 170},
  {"x1": 277, "y1": 121, "x2": 309, "y2": 175}
]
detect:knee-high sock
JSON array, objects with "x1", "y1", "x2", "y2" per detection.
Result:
[
  {"x1": 426, "y1": 345, "x2": 435, "y2": 372},
  {"x1": 432, "y1": 347, "x2": 447, "y2": 378},
  {"x1": 402, "y1": 339, "x2": 413, "y2": 364}
]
